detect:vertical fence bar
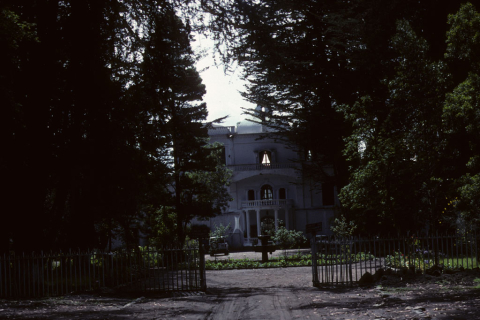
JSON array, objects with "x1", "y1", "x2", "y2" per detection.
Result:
[
  {"x1": 169, "y1": 247, "x2": 174, "y2": 291},
  {"x1": 373, "y1": 237, "x2": 376, "y2": 278},
  {"x1": 348, "y1": 239, "x2": 352, "y2": 285},
  {"x1": 339, "y1": 238, "x2": 343, "y2": 284},
  {"x1": 194, "y1": 246, "x2": 198, "y2": 289},
  {"x1": 426, "y1": 235, "x2": 430, "y2": 272},
  {"x1": 0, "y1": 254, "x2": 3, "y2": 297},
  {"x1": 360, "y1": 241, "x2": 371, "y2": 272},
  {"x1": 179, "y1": 248, "x2": 183, "y2": 290},
  {"x1": 356, "y1": 237, "x2": 363, "y2": 278},
  {"x1": 9, "y1": 254, "x2": 12, "y2": 297},
  {"x1": 123, "y1": 251, "x2": 127, "y2": 288},
  {"x1": 60, "y1": 253, "x2": 63, "y2": 296},
  {"x1": 407, "y1": 236, "x2": 411, "y2": 271},
  {"x1": 79, "y1": 251, "x2": 83, "y2": 291},
  {"x1": 126, "y1": 250, "x2": 130, "y2": 289},
  {"x1": 91, "y1": 252, "x2": 95, "y2": 291},
  {"x1": 470, "y1": 233, "x2": 475, "y2": 268},
  {"x1": 74, "y1": 252, "x2": 78, "y2": 292},
  {"x1": 311, "y1": 235, "x2": 318, "y2": 286},
  {"x1": 153, "y1": 248, "x2": 158, "y2": 292},
  {"x1": 173, "y1": 248, "x2": 177, "y2": 290},
  {"x1": 199, "y1": 244, "x2": 206, "y2": 291},
  {"x1": 54, "y1": 253, "x2": 58, "y2": 296},
  {"x1": 46, "y1": 254, "x2": 50, "y2": 297},
  {"x1": 476, "y1": 231, "x2": 479, "y2": 268},
  {"x1": 2, "y1": 254, "x2": 4, "y2": 297},
  {"x1": 456, "y1": 233, "x2": 459, "y2": 268},
  {"x1": 333, "y1": 237, "x2": 336, "y2": 284},
  {"x1": 371, "y1": 237, "x2": 374, "y2": 275},
  {"x1": 21, "y1": 253, "x2": 25, "y2": 296},
  {"x1": 28, "y1": 253, "x2": 32, "y2": 297},
  {"x1": 86, "y1": 252, "x2": 90, "y2": 291},
  {"x1": 110, "y1": 253, "x2": 113, "y2": 289},
  {"x1": 171, "y1": 247, "x2": 175, "y2": 290},
  {"x1": 181, "y1": 248, "x2": 185, "y2": 290},
  {"x1": 440, "y1": 235, "x2": 444, "y2": 268},
  {"x1": 12, "y1": 255, "x2": 15, "y2": 297},
  {"x1": 447, "y1": 235, "x2": 451, "y2": 269},
  {"x1": 185, "y1": 247, "x2": 190, "y2": 290},
  {"x1": 430, "y1": 234, "x2": 434, "y2": 269},
  {"x1": 162, "y1": 247, "x2": 170, "y2": 291},
  {"x1": 383, "y1": 238, "x2": 386, "y2": 276},
  {"x1": 333, "y1": 239, "x2": 338, "y2": 285},
  {"x1": 387, "y1": 238, "x2": 391, "y2": 271},
  {"x1": 101, "y1": 252, "x2": 105, "y2": 288},
  {"x1": 36, "y1": 254, "x2": 40, "y2": 297},
  {"x1": 147, "y1": 247, "x2": 152, "y2": 292}
]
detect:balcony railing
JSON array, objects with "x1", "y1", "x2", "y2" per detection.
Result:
[
  {"x1": 208, "y1": 126, "x2": 235, "y2": 135},
  {"x1": 228, "y1": 163, "x2": 297, "y2": 172},
  {"x1": 241, "y1": 199, "x2": 293, "y2": 208}
]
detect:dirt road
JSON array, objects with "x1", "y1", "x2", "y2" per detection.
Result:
[{"x1": 2, "y1": 266, "x2": 480, "y2": 319}]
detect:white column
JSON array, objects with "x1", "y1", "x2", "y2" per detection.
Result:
[
  {"x1": 285, "y1": 208, "x2": 289, "y2": 230},
  {"x1": 274, "y1": 209, "x2": 279, "y2": 231},
  {"x1": 246, "y1": 210, "x2": 251, "y2": 240},
  {"x1": 256, "y1": 209, "x2": 261, "y2": 237}
]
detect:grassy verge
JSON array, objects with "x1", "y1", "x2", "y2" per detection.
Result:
[{"x1": 205, "y1": 252, "x2": 375, "y2": 270}]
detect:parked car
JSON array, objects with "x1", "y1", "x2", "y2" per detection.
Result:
[{"x1": 209, "y1": 236, "x2": 229, "y2": 256}]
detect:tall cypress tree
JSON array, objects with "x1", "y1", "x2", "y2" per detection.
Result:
[{"x1": 139, "y1": 5, "x2": 231, "y2": 245}]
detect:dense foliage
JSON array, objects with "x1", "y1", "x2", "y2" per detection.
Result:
[
  {"x1": 4, "y1": 0, "x2": 480, "y2": 252},
  {"x1": 0, "y1": 0, "x2": 231, "y2": 252},
  {"x1": 339, "y1": 3, "x2": 480, "y2": 234},
  {"x1": 200, "y1": 0, "x2": 480, "y2": 235}
]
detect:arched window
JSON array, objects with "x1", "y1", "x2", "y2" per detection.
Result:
[
  {"x1": 322, "y1": 182, "x2": 335, "y2": 206},
  {"x1": 261, "y1": 185, "x2": 273, "y2": 200},
  {"x1": 260, "y1": 150, "x2": 271, "y2": 166},
  {"x1": 279, "y1": 188, "x2": 286, "y2": 199}
]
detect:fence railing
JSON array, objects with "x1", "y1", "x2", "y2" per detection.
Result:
[
  {"x1": 0, "y1": 246, "x2": 206, "y2": 298},
  {"x1": 241, "y1": 199, "x2": 293, "y2": 208},
  {"x1": 311, "y1": 234, "x2": 479, "y2": 286}
]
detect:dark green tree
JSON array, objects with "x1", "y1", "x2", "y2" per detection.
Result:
[
  {"x1": 338, "y1": 20, "x2": 451, "y2": 234},
  {"x1": 138, "y1": 6, "x2": 232, "y2": 245},
  {"x1": 442, "y1": 3, "x2": 480, "y2": 229},
  {"x1": 0, "y1": 0, "x2": 231, "y2": 252}
]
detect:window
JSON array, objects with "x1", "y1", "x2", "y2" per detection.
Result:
[
  {"x1": 248, "y1": 189, "x2": 255, "y2": 200},
  {"x1": 279, "y1": 188, "x2": 286, "y2": 199},
  {"x1": 261, "y1": 185, "x2": 273, "y2": 200},
  {"x1": 322, "y1": 182, "x2": 335, "y2": 206},
  {"x1": 220, "y1": 146, "x2": 226, "y2": 165},
  {"x1": 260, "y1": 150, "x2": 271, "y2": 166}
]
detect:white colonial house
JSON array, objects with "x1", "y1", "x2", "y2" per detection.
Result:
[{"x1": 191, "y1": 117, "x2": 338, "y2": 248}]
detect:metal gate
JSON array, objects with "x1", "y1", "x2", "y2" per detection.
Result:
[
  {"x1": 0, "y1": 246, "x2": 206, "y2": 298},
  {"x1": 311, "y1": 235, "x2": 479, "y2": 286}
]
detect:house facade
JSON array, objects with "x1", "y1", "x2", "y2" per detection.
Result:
[{"x1": 192, "y1": 119, "x2": 337, "y2": 248}]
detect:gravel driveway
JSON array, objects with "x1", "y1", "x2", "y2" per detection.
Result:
[{"x1": 2, "y1": 252, "x2": 480, "y2": 319}]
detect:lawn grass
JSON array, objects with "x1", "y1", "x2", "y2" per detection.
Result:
[{"x1": 441, "y1": 257, "x2": 479, "y2": 269}]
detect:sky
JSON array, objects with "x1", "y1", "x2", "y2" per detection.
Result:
[{"x1": 194, "y1": 35, "x2": 255, "y2": 127}]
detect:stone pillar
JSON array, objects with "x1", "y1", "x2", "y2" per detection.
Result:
[
  {"x1": 285, "y1": 208, "x2": 289, "y2": 230},
  {"x1": 274, "y1": 209, "x2": 279, "y2": 231},
  {"x1": 256, "y1": 209, "x2": 261, "y2": 237},
  {"x1": 246, "y1": 210, "x2": 251, "y2": 240}
]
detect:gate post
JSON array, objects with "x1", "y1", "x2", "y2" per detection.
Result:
[
  {"x1": 311, "y1": 232, "x2": 319, "y2": 287},
  {"x1": 199, "y1": 244, "x2": 207, "y2": 292}
]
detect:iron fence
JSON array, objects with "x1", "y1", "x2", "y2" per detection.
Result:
[
  {"x1": 311, "y1": 234, "x2": 479, "y2": 286},
  {"x1": 0, "y1": 246, "x2": 206, "y2": 298}
]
